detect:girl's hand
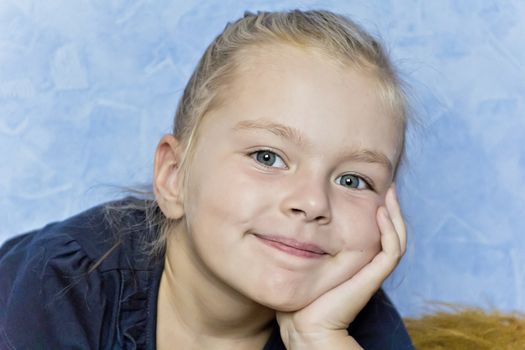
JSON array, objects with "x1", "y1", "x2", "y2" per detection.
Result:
[{"x1": 276, "y1": 185, "x2": 407, "y2": 350}]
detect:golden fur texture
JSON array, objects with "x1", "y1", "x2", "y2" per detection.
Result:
[{"x1": 404, "y1": 306, "x2": 525, "y2": 349}]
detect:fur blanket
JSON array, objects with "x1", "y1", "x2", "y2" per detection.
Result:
[{"x1": 404, "y1": 307, "x2": 525, "y2": 349}]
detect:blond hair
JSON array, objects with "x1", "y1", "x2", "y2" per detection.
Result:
[
  {"x1": 108, "y1": 9, "x2": 409, "y2": 258},
  {"x1": 175, "y1": 9, "x2": 406, "y2": 172}
]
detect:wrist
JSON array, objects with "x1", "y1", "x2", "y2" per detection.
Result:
[{"x1": 282, "y1": 329, "x2": 363, "y2": 350}]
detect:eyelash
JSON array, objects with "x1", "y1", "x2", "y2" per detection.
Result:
[{"x1": 249, "y1": 149, "x2": 375, "y2": 191}]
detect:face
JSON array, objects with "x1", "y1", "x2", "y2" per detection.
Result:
[{"x1": 178, "y1": 45, "x2": 403, "y2": 311}]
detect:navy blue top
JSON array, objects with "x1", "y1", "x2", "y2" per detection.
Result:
[{"x1": 0, "y1": 200, "x2": 413, "y2": 349}]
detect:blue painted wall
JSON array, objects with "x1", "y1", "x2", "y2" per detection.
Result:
[{"x1": 1, "y1": 1, "x2": 524, "y2": 317}]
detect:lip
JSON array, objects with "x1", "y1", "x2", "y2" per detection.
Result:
[{"x1": 253, "y1": 233, "x2": 327, "y2": 258}]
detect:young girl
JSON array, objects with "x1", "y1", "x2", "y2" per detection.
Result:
[{"x1": 0, "y1": 10, "x2": 413, "y2": 349}]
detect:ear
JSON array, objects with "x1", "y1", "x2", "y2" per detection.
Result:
[{"x1": 153, "y1": 134, "x2": 185, "y2": 220}]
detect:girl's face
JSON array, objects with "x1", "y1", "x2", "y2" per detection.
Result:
[{"x1": 181, "y1": 45, "x2": 403, "y2": 311}]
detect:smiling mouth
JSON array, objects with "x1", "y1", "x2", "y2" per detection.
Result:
[{"x1": 253, "y1": 234, "x2": 327, "y2": 258}]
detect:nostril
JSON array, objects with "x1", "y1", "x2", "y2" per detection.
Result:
[
  {"x1": 290, "y1": 208, "x2": 305, "y2": 215},
  {"x1": 315, "y1": 215, "x2": 329, "y2": 224}
]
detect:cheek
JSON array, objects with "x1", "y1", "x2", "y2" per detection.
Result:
[
  {"x1": 185, "y1": 160, "x2": 271, "y2": 227},
  {"x1": 336, "y1": 198, "x2": 381, "y2": 252}
]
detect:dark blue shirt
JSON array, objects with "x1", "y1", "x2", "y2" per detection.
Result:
[{"x1": 0, "y1": 199, "x2": 413, "y2": 349}]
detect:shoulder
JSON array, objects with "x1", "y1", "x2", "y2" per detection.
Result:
[
  {"x1": 0, "y1": 197, "x2": 161, "y2": 349},
  {"x1": 1, "y1": 197, "x2": 156, "y2": 271},
  {"x1": 348, "y1": 289, "x2": 414, "y2": 349}
]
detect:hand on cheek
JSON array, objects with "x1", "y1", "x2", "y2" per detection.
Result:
[{"x1": 276, "y1": 185, "x2": 407, "y2": 350}]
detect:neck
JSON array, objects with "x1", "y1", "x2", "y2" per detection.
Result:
[{"x1": 157, "y1": 228, "x2": 275, "y2": 349}]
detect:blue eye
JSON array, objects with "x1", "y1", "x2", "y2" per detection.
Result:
[
  {"x1": 252, "y1": 150, "x2": 287, "y2": 168},
  {"x1": 335, "y1": 174, "x2": 370, "y2": 190}
]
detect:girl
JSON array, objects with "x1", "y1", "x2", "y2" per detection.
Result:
[{"x1": 0, "y1": 10, "x2": 413, "y2": 349}]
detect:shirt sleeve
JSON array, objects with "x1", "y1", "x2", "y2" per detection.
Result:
[
  {"x1": 0, "y1": 226, "x2": 111, "y2": 349},
  {"x1": 348, "y1": 288, "x2": 414, "y2": 350}
]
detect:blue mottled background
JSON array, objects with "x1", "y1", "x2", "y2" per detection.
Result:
[{"x1": 1, "y1": 1, "x2": 524, "y2": 317}]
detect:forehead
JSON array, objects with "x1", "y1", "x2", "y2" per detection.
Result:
[{"x1": 205, "y1": 43, "x2": 403, "y2": 166}]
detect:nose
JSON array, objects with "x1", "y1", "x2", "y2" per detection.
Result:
[{"x1": 280, "y1": 174, "x2": 331, "y2": 224}]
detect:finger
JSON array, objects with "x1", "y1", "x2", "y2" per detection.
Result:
[
  {"x1": 377, "y1": 206, "x2": 403, "y2": 263},
  {"x1": 288, "y1": 202, "x2": 407, "y2": 328},
  {"x1": 344, "y1": 205, "x2": 403, "y2": 296},
  {"x1": 319, "y1": 208, "x2": 404, "y2": 322},
  {"x1": 385, "y1": 184, "x2": 407, "y2": 253},
  {"x1": 324, "y1": 255, "x2": 399, "y2": 323},
  {"x1": 340, "y1": 205, "x2": 404, "y2": 291}
]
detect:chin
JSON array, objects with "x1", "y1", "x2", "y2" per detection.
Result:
[
  {"x1": 251, "y1": 284, "x2": 318, "y2": 312},
  {"x1": 268, "y1": 301, "x2": 311, "y2": 313},
  {"x1": 259, "y1": 297, "x2": 312, "y2": 313}
]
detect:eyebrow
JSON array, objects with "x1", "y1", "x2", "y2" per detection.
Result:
[
  {"x1": 233, "y1": 119, "x2": 307, "y2": 147},
  {"x1": 344, "y1": 149, "x2": 393, "y2": 173},
  {"x1": 233, "y1": 119, "x2": 393, "y2": 173}
]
